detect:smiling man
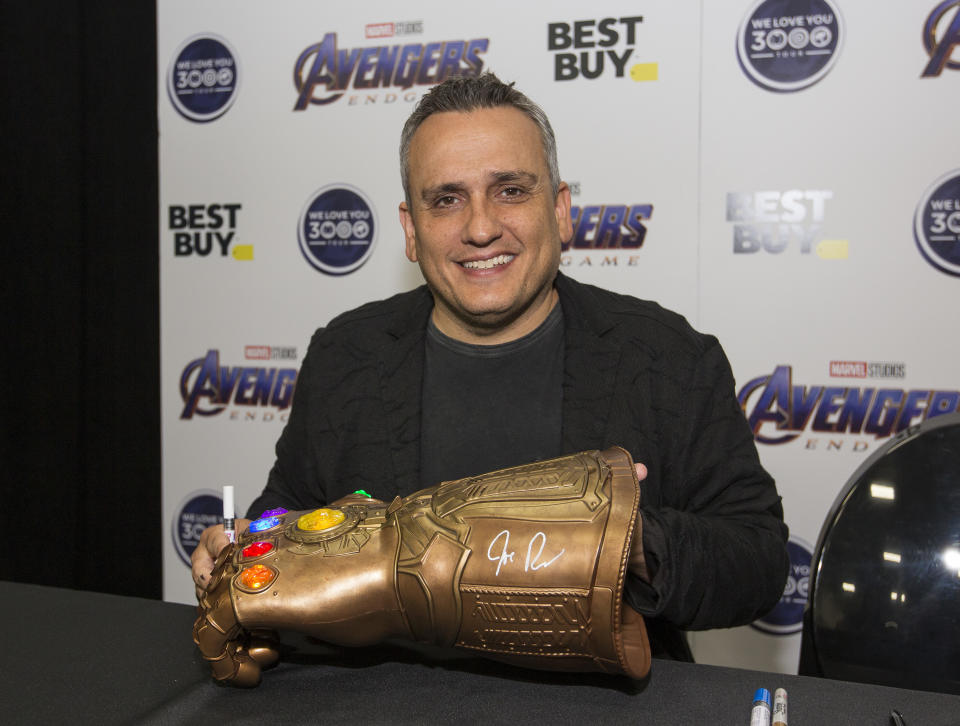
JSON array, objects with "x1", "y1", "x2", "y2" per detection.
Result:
[
  {"x1": 399, "y1": 104, "x2": 568, "y2": 344},
  {"x1": 192, "y1": 73, "x2": 789, "y2": 662}
]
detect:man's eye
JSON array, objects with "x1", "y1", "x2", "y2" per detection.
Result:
[
  {"x1": 434, "y1": 195, "x2": 458, "y2": 207},
  {"x1": 499, "y1": 186, "x2": 527, "y2": 199}
]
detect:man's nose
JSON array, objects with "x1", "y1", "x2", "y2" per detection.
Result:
[{"x1": 462, "y1": 198, "x2": 502, "y2": 246}]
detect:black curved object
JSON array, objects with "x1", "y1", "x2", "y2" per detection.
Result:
[{"x1": 800, "y1": 412, "x2": 960, "y2": 694}]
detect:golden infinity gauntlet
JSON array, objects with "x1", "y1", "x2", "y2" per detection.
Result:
[{"x1": 193, "y1": 447, "x2": 651, "y2": 687}]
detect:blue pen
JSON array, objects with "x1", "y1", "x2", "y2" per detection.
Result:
[{"x1": 750, "y1": 688, "x2": 771, "y2": 726}]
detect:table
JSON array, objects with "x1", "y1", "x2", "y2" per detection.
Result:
[{"x1": 2, "y1": 581, "x2": 957, "y2": 725}]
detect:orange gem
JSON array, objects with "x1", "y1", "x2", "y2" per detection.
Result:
[{"x1": 238, "y1": 564, "x2": 275, "y2": 590}]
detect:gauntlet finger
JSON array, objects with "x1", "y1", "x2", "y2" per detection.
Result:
[
  {"x1": 192, "y1": 543, "x2": 264, "y2": 686},
  {"x1": 193, "y1": 597, "x2": 263, "y2": 687},
  {"x1": 213, "y1": 641, "x2": 263, "y2": 687},
  {"x1": 247, "y1": 629, "x2": 281, "y2": 671}
]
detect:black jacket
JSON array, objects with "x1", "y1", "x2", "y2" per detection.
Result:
[{"x1": 249, "y1": 272, "x2": 789, "y2": 659}]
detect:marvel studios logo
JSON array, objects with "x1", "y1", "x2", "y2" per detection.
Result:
[
  {"x1": 245, "y1": 346, "x2": 297, "y2": 361},
  {"x1": 365, "y1": 21, "x2": 423, "y2": 39},
  {"x1": 829, "y1": 361, "x2": 905, "y2": 379}
]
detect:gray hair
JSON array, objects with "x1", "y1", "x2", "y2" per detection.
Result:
[{"x1": 400, "y1": 72, "x2": 560, "y2": 203}]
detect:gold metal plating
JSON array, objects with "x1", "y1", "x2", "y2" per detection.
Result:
[{"x1": 193, "y1": 448, "x2": 651, "y2": 687}]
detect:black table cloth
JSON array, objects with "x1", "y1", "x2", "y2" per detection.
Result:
[{"x1": 2, "y1": 581, "x2": 957, "y2": 725}]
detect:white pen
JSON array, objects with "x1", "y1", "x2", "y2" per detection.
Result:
[
  {"x1": 772, "y1": 688, "x2": 787, "y2": 726},
  {"x1": 223, "y1": 485, "x2": 235, "y2": 543}
]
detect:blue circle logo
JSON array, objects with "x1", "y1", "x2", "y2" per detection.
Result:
[
  {"x1": 298, "y1": 185, "x2": 377, "y2": 275},
  {"x1": 751, "y1": 536, "x2": 812, "y2": 635},
  {"x1": 172, "y1": 490, "x2": 223, "y2": 566},
  {"x1": 914, "y1": 170, "x2": 960, "y2": 277},
  {"x1": 167, "y1": 34, "x2": 240, "y2": 122},
  {"x1": 737, "y1": 0, "x2": 843, "y2": 92}
]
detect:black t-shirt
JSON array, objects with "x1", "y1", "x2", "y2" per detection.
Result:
[{"x1": 419, "y1": 304, "x2": 564, "y2": 487}]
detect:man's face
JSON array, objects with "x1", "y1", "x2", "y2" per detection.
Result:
[{"x1": 399, "y1": 106, "x2": 572, "y2": 344}]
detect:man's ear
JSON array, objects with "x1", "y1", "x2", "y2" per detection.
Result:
[
  {"x1": 554, "y1": 182, "x2": 574, "y2": 244},
  {"x1": 398, "y1": 201, "x2": 418, "y2": 262}
]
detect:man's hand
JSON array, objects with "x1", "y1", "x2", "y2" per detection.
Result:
[
  {"x1": 192, "y1": 519, "x2": 251, "y2": 600},
  {"x1": 631, "y1": 462, "x2": 650, "y2": 582},
  {"x1": 635, "y1": 463, "x2": 647, "y2": 483}
]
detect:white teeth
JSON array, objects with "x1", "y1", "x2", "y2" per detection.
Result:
[{"x1": 462, "y1": 254, "x2": 515, "y2": 270}]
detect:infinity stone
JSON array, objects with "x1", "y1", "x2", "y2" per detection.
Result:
[
  {"x1": 242, "y1": 541, "x2": 274, "y2": 558},
  {"x1": 238, "y1": 564, "x2": 275, "y2": 590},
  {"x1": 249, "y1": 516, "x2": 280, "y2": 533},
  {"x1": 297, "y1": 508, "x2": 345, "y2": 531},
  {"x1": 260, "y1": 507, "x2": 288, "y2": 518},
  {"x1": 353, "y1": 490, "x2": 372, "y2": 498}
]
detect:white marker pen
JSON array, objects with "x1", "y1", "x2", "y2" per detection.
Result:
[
  {"x1": 223, "y1": 485, "x2": 235, "y2": 543},
  {"x1": 772, "y1": 688, "x2": 787, "y2": 726}
]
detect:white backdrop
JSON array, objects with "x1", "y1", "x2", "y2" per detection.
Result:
[{"x1": 158, "y1": 0, "x2": 960, "y2": 674}]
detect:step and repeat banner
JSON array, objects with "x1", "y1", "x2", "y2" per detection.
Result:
[{"x1": 158, "y1": 0, "x2": 960, "y2": 674}]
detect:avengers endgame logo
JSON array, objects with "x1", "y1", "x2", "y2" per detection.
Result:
[
  {"x1": 738, "y1": 365, "x2": 960, "y2": 446},
  {"x1": 737, "y1": 0, "x2": 843, "y2": 92},
  {"x1": 913, "y1": 169, "x2": 960, "y2": 276},
  {"x1": 293, "y1": 33, "x2": 488, "y2": 109},
  {"x1": 752, "y1": 536, "x2": 812, "y2": 635},
  {"x1": 173, "y1": 490, "x2": 223, "y2": 566},
  {"x1": 167, "y1": 34, "x2": 240, "y2": 122},
  {"x1": 727, "y1": 189, "x2": 847, "y2": 258},
  {"x1": 547, "y1": 16, "x2": 657, "y2": 82},
  {"x1": 298, "y1": 185, "x2": 377, "y2": 275},
  {"x1": 921, "y1": 1, "x2": 960, "y2": 77},
  {"x1": 168, "y1": 203, "x2": 252, "y2": 260},
  {"x1": 180, "y1": 350, "x2": 297, "y2": 421},
  {"x1": 560, "y1": 203, "x2": 653, "y2": 268}
]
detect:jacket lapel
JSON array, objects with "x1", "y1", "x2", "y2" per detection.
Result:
[
  {"x1": 378, "y1": 288, "x2": 433, "y2": 494},
  {"x1": 557, "y1": 274, "x2": 623, "y2": 453}
]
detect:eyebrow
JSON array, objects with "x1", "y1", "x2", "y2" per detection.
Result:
[
  {"x1": 491, "y1": 170, "x2": 539, "y2": 186},
  {"x1": 420, "y1": 182, "x2": 466, "y2": 202},
  {"x1": 419, "y1": 170, "x2": 541, "y2": 203}
]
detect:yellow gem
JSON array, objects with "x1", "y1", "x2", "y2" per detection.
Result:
[{"x1": 297, "y1": 508, "x2": 345, "y2": 531}]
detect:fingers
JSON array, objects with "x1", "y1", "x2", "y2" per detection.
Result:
[
  {"x1": 191, "y1": 523, "x2": 228, "y2": 593},
  {"x1": 234, "y1": 517, "x2": 252, "y2": 538},
  {"x1": 191, "y1": 519, "x2": 255, "y2": 595},
  {"x1": 191, "y1": 552, "x2": 215, "y2": 595},
  {"x1": 634, "y1": 462, "x2": 648, "y2": 482}
]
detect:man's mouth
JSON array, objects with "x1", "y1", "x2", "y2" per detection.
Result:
[{"x1": 460, "y1": 254, "x2": 515, "y2": 270}]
